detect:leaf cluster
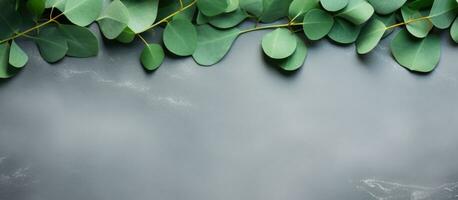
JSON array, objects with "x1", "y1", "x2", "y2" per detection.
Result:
[{"x1": 1, "y1": 0, "x2": 458, "y2": 78}]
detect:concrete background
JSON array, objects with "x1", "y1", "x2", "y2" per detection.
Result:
[{"x1": 1, "y1": 26, "x2": 458, "y2": 200}]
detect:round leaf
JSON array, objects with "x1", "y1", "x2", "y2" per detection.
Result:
[
  {"x1": 192, "y1": 25, "x2": 240, "y2": 66},
  {"x1": 123, "y1": 0, "x2": 159, "y2": 33},
  {"x1": 336, "y1": 0, "x2": 374, "y2": 25},
  {"x1": 240, "y1": 0, "x2": 263, "y2": 17},
  {"x1": 328, "y1": 18, "x2": 362, "y2": 44},
  {"x1": 450, "y1": 16, "x2": 458, "y2": 43},
  {"x1": 59, "y1": 25, "x2": 99, "y2": 58},
  {"x1": 367, "y1": 0, "x2": 407, "y2": 14},
  {"x1": 64, "y1": 0, "x2": 103, "y2": 26},
  {"x1": 288, "y1": 0, "x2": 319, "y2": 21},
  {"x1": 259, "y1": 0, "x2": 292, "y2": 23},
  {"x1": 401, "y1": 6, "x2": 432, "y2": 38},
  {"x1": 320, "y1": 0, "x2": 348, "y2": 12},
  {"x1": 209, "y1": 8, "x2": 247, "y2": 29},
  {"x1": 97, "y1": 0, "x2": 129, "y2": 39},
  {"x1": 277, "y1": 36, "x2": 307, "y2": 71},
  {"x1": 390, "y1": 29, "x2": 441, "y2": 72},
  {"x1": 9, "y1": 41, "x2": 28, "y2": 68},
  {"x1": 163, "y1": 19, "x2": 197, "y2": 56},
  {"x1": 116, "y1": 28, "x2": 135, "y2": 43},
  {"x1": 429, "y1": 0, "x2": 458, "y2": 29},
  {"x1": 35, "y1": 26, "x2": 68, "y2": 63},
  {"x1": 140, "y1": 44, "x2": 164, "y2": 71},
  {"x1": 262, "y1": 28, "x2": 297, "y2": 59},
  {"x1": 0, "y1": 43, "x2": 16, "y2": 78},
  {"x1": 356, "y1": 19, "x2": 386, "y2": 54},
  {"x1": 197, "y1": 0, "x2": 228, "y2": 17},
  {"x1": 302, "y1": 9, "x2": 334, "y2": 40}
]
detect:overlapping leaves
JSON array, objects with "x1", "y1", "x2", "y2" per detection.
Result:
[{"x1": 1, "y1": 0, "x2": 458, "y2": 79}]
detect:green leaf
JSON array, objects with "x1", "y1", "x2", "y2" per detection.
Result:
[
  {"x1": 259, "y1": 0, "x2": 292, "y2": 23},
  {"x1": 261, "y1": 28, "x2": 297, "y2": 59},
  {"x1": 209, "y1": 8, "x2": 248, "y2": 29},
  {"x1": 35, "y1": 26, "x2": 68, "y2": 63},
  {"x1": 367, "y1": 0, "x2": 407, "y2": 14},
  {"x1": 9, "y1": 41, "x2": 28, "y2": 68},
  {"x1": 408, "y1": 0, "x2": 434, "y2": 10},
  {"x1": 123, "y1": 0, "x2": 159, "y2": 33},
  {"x1": 336, "y1": 0, "x2": 374, "y2": 25},
  {"x1": 401, "y1": 6, "x2": 432, "y2": 38},
  {"x1": 163, "y1": 19, "x2": 197, "y2": 56},
  {"x1": 288, "y1": 0, "x2": 319, "y2": 21},
  {"x1": 277, "y1": 35, "x2": 307, "y2": 71},
  {"x1": 390, "y1": 29, "x2": 441, "y2": 72},
  {"x1": 140, "y1": 43, "x2": 164, "y2": 71},
  {"x1": 45, "y1": 0, "x2": 66, "y2": 11},
  {"x1": 157, "y1": 0, "x2": 195, "y2": 21},
  {"x1": 450, "y1": 16, "x2": 458, "y2": 43},
  {"x1": 197, "y1": 0, "x2": 228, "y2": 17},
  {"x1": 196, "y1": 11, "x2": 210, "y2": 25},
  {"x1": 59, "y1": 25, "x2": 98, "y2": 58},
  {"x1": 0, "y1": 43, "x2": 16, "y2": 78},
  {"x1": 0, "y1": 1, "x2": 23, "y2": 39},
  {"x1": 374, "y1": 13, "x2": 396, "y2": 38},
  {"x1": 97, "y1": 0, "x2": 129, "y2": 39},
  {"x1": 356, "y1": 19, "x2": 386, "y2": 54},
  {"x1": 116, "y1": 27, "x2": 135, "y2": 43},
  {"x1": 64, "y1": 0, "x2": 103, "y2": 26},
  {"x1": 225, "y1": 0, "x2": 239, "y2": 12},
  {"x1": 240, "y1": 0, "x2": 263, "y2": 17},
  {"x1": 27, "y1": 0, "x2": 46, "y2": 17},
  {"x1": 429, "y1": 0, "x2": 458, "y2": 29},
  {"x1": 320, "y1": 0, "x2": 348, "y2": 12},
  {"x1": 328, "y1": 18, "x2": 362, "y2": 44},
  {"x1": 192, "y1": 25, "x2": 240, "y2": 66},
  {"x1": 302, "y1": 9, "x2": 334, "y2": 40}
]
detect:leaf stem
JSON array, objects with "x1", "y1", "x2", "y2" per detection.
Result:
[
  {"x1": 0, "y1": 13, "x2": 64, "y2": 44},
  {"x1": 147, "y1": 0, "x2": 196, "y2": 30},
  {"x1": 137, "y1": 34, "x2": 149, "y2": 46},
  {"x1": 239, "y1": 22, "x2": 303, "y2": 34},
  {"x1": 179, "y1": 0, "x2": 184, "y2": 9},
  {"x1": 385, "y1": 16, "x2": 431, "y2": 30}
]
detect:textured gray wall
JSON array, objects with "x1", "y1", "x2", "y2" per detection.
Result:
[{"x1": 0, "y1": 27, "x2": 458, "y2": 200}]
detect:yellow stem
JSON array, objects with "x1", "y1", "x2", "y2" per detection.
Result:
[
  {"x1": 239, "y1": 22, "x2": 304, "y2": 34},
  {"x1": 385, "y1": 16, "x2": 431, "y2": 30},
  {"x1": 147, "y1": 0, "x2": 196, "y2": 30},
  {"x1": 179, "y1": 0, "x2": 184, "y2": 9},
  {"x1": 0, "y1": 13, "x2": 64, "y2": 44},
  {"x1": 137, "y1": 34, "x2": 149, "y2": 46}
]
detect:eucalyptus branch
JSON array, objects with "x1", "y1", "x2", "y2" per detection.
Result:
[
  {"x1": 0, "y1": 13, "x2": 64, "y2": 44},
  {"x1": 147, "y1": 0, "x2": 197, "y2": 30},
  {"x1": 239, "y1": 22, "x2": 304, "y2": 34},
  {"x1": 385, "y1": 16, "x2": 432, "y2": 30}
]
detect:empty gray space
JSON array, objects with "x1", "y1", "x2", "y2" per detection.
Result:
[{"x1": 1, "y1": 27, "x2": 458, "y2": 200}]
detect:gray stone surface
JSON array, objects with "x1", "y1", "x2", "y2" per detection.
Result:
[{"x1": 1, "y1": 27, "x2": 458, "y2": 200}]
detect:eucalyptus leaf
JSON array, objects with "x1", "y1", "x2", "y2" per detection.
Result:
[
  {"x1": 401, "y1": 6, "x2": 432, "y2": 38},
  {"x1": 0, "y1": 43, "x2": 16, "y2": 78},
  {"x1": 140, "y1": 43, "x2": 164, "y2": 71},
  {"x1": 35, "y1": 26, "x2": 68, "y2": 63},
  {"x1": 451, "y1": 16, "x2": 458, "y2": 43},
  {"x1": 97, "y1": 0, "x2": 129, "y2": 39},
  {"x1": 192, "y1": 25, "x2": 240, "y2": 66},
  {"x1": 429, "y1": 0, "x2": 458, "y2": 29},
  {"x1": 225, "y1": 0, "x2": 239, "y2": 13},
  {"x1": 356, "y1": 19, "x2": 386, "y2": 54},
  {"x1": 9, "y1": 41, "x2": 28, "y2": 68},
  {"x1": 123, "y1": 0, "x2": 159, "y2": 33},
  {"x1": 320, "y1": 0, "x2": 348, "y2": 12},
  {"x1": 336, "y1": 0, "x2": 374, "y2": 25},
  {"x1": 367, "y1": 0, "x2": 407, "y2": 14},
  {"x1": 59, "y1": 25, "x2": 98, "y2": 58},
  {"x1": 209, "y1": 8, "x2": 247, "y2": 29},
  {"x1": 240, "y1": 0, "x2": 263, "y2": 17},
  {"x1": 259, "y1": 0, "x2": 292, "y2": 23},
  {"x1": 163, "y1": 19, "x2": 197, "y2": 56},
  {"x1": 408, "y1": 0, "x2": 434, "y2": 9},
  {"x1": 27, "y1": 0, "x2": 46, "y2": 17},
  {"x1": 288, "y1": 0, "x2": 319, "y2": 21},
  {"x1": 64, "y1": 0, "x2": 103, "y2": 26},
  {"x1": 197, "y1": 0, "x2": 228, "y2": 17},
  {"x1": 0, "y1": 2, "x2": 23, "y2": 39},
  {"x1": 390, "y1": 29, "x2": 441, "y2": 72},
  {"x1": 277, "y1": 35, "x2": 307, "y2": 71},
  {"x1": 328, "y1": 18, "x2": 362, "y2": 44},
  {"x1": 302, "y1": 9, "x2": 334, "y2": 40},
  {"x1": 374, "y1": 13, "x2": 397, "y2": 38},
  {"x1": 116, "y1": 27, "x2": 135, "y2": 43},
  {"x1": 45, "y1": 0, "x2": 66, "y2": 11},
  {"x1": 262, "y1": 28, "x2": 297, "y2": 59}
]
